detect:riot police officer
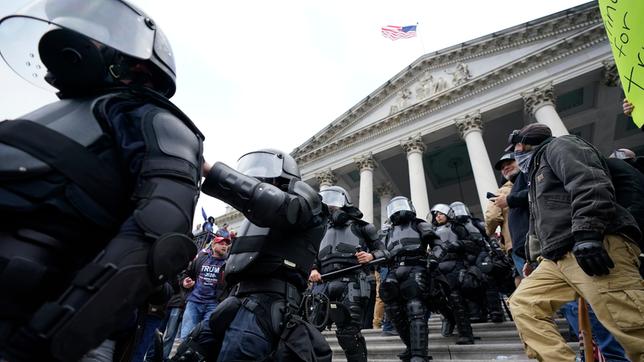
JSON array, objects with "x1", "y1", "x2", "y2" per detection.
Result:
[
  {"x1": 0, "y1": 1, "x2": 202, "y2": 361},
  {"x1": 308, "y1": 186, "x2": 388, "y2": 362},
  {"x1": 430, "y1": 204, "x2": 475, "y2": 345},
  {"x1": 449, "y1": 202, "x2": 504, "y2": 323},
  {"x1": 174, "y1": 149, "x2": 331, "y2": 361},
  {"x1": 380, "y1": 196, "x2": 437, "y2": 362}
]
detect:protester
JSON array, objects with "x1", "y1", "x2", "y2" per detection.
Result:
[
  {"x1": 215, "y1": 223, "x2": 230, "y2": 238},
  {"x1": 179, "y1": 236, "x2": 229, "y2": 342},
  {"x1": 0, "y1": 1, "x2": 202, "y2": 360},
  {"x1": 507, "y1": 123, "x2": 643, "y2": 362},
  {"x1": 485, "y1": 153, "x2": 518, "y2": 255}
]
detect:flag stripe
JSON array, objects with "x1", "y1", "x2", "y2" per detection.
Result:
[{"x1": 381, "y1": 24, "x2": 417, "y2": 41}]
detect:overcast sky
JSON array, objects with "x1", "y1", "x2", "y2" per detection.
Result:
[{"x1": 0, "y1": 0, "x2": 590, "y2": 226}]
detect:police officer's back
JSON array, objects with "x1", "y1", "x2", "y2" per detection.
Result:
[{"x1": 0, "y1": 1, "x2": 203, "y2": 360}]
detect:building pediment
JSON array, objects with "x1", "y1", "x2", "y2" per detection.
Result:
[{"x1": 292, "y1": 2, "x2": 602, "y2": 165}]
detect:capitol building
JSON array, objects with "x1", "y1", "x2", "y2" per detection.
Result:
[{"x1": 216, "y1": 1, "x2": 644, "y2": 230}]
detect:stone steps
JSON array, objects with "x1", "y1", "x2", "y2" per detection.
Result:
[{"x1": 325, "y1": 317, "x2": 575, "y2": 361}]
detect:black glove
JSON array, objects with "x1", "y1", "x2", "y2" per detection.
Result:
[
  {"x1": 427, "y1": 255, "x2": 439, "y2": 271},
  {"x1": 445, "y1": 240, "x2": 464, "y2": 253},
  {"x1": 572, "y1": 240, "x2": 614, "y2": 276}
]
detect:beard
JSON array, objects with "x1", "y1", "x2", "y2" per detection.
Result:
[{"x1": 503, "y1": 168, "x2": 520, "y2": 181}]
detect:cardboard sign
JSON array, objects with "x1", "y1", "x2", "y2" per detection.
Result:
[{"x1": 599, "y1": 0, "x2": 644, "y2": 128}]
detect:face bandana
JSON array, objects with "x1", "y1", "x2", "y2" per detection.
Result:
[{"x1": 514, "y1": 150, "x2": 534, "y2": 174}]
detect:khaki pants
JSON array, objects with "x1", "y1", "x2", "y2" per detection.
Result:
[
  {"x1": 373, "y1": 271, "x2": 384, "y2": 329},
  {"x1": 509, "y1": 234, "x2": 644, "y2": 362}
]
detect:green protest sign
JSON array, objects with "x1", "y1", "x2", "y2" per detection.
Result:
[{"x1": 598, "y1": 0, "x2": 644, "y2": 128}]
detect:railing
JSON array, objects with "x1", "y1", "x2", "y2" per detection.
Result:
[{"x1": 191, "y1": 230, "x2": 215, "y2": 251}]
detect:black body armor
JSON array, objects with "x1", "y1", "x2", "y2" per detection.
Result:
[{"x1": 0, "y1": 90, "x2": 203, "y2": 361}]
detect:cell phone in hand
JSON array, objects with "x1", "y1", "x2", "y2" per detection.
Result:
[{"x1": 486, "y1": 192, "x2": 498, "y2": 199}]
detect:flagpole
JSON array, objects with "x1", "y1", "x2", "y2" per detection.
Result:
[{"x1": 416, "y1": 22, "x2": 427, "y2": 55}]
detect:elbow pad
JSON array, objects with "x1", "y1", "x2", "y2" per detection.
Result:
[{"x1": 202, "y1": 162, "x2": 298, "y2": 227}]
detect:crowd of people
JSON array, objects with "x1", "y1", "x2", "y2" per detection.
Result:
[{"x1": 0, "y1": 1, "x2": 642, "y2": 362}]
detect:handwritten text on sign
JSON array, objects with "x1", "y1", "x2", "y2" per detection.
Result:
[{"x1": 599, "y1": 0, "x2": 644, "y2": 128}]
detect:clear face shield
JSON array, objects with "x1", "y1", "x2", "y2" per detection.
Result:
[
  {"x1": 0, "y1": 0, "x2": 172, "y2": 91},
  {"x1": 319, "y1": 189, "x2": 349, "y2": 208},
  {"x1": 450, "y1": 202, "x2": 470, "y2": 217},
  {"x1": 386, "y1": 198, "x2": 413, "y2": 219},
  {"x1": 236, "y1": 151, "x2": 284, "y2": 179}
]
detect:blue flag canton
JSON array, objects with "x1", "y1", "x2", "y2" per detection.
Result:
[{"x1": 401, "y1": 25, "x2": 417, "y2": 33}]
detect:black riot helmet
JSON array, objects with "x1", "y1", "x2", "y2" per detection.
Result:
[
  {"x1": 449, "y1": 201, "x2": 471, "y2": 223},
  {"x1": 319, "y1": 186, "x2": 353, "y2": 208},
  {"x1": 386, "y1": 196, "x2": 416, "y2": 225},
  {"x1": 0, "y1": 0, "x2": 176, "y2": 97},
  {"x1": 236, "y1": 149, "x2": 300, "y2": 189},
  {"x1": 319, "y1": 185, "x2": 363, "y2": 220},
  {"x1": 449, "y1": 201, "x2": 471, "y2": 218}
]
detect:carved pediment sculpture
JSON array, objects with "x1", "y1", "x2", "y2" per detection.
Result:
[
  {"x1": 446, "y1": 62, "x2": 472, "y2": 86},
  {"x1": 390, "y1": 88, "x2": 412, "y2": 114},
  {"x1": 415, "y1": 70, "x2": 434, "y2": 101},
  {"x1": 432, "y1": 76, "x2": 450, "y2": 94}
]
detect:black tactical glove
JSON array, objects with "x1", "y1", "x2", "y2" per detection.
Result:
[
  {"x1": 427, "y1": 255, "x2": 439, "y2": 271},
  {"x1": 572, "y1": 240, "x2": 614, "y2": 276},
  {"x1": 445, "y1": 240, "x2": 464, "y2": 253}
]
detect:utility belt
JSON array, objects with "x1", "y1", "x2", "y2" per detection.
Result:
[
  {"x1": 232, "y1": 278, "x2": 301, "y2": 313},
  {"x1": 392, "y1": 255, "x2": 427, "y2": 267}
]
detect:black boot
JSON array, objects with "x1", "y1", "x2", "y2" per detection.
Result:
[
  {"x1": 450, "y1": 291, "x2": 474, "y2": 345},
  {"x1": 440, "y1": 317, "x2": 454, "y2": 337},
  {"x1": 397, "y1": 349, "x2": 411, "y2": 362}
]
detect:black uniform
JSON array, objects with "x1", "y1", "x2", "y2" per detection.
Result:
[
  {"x1": 455, "y1": 216, "x2": 504, "y2": 323},
  {"x1": 314, "y1": 210, "x2": 387, "y2": 362},
  {"x1": 380, "y1": 217, "x2": 436, "y2": 362},
  {"x1": 432, "y1": 220, "x2": 476, "y2": 344},
  {"x1": 0, "y1": 89, "x2": 203, "y2": 361},
  {"x1": 174, "y1": 157, "x2": 331, "y2": 362}
]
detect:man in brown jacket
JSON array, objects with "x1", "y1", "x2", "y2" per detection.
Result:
[{"x1": 484, "y1": 154, "x2": 518, "y2": 254}]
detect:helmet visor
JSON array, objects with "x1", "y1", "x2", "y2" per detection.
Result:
[
  {"x1": 386, "y1": 198, "x2": 413, "y2": 219},
  {"x1": 0, "y1": 0, "x2": 158, "y2": 89},
  {"x1": 237, "y1": 151, "x2": 283, "y2": 179},
  {"x1": 450, "y1": 203, "x2": 470, "y2": 217},
  {"x1": 319, "y1": 189, "x2": 348, "y2": 208}
]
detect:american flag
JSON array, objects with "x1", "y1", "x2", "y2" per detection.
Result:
[{"x1": 381, "y1": 25, "x2": 417, "y2": 40}]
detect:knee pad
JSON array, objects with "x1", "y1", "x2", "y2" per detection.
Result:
[
  {"x1": 406, "y1": 299, "x2": 426, "y2": 319},
  {"x1": 380, "y1": 279, "x2": 399, "y2": 303},
  {"x1": 327, "y1": 280, "x2": 346, "y2": 301},
  {"x1": 400, "y1": 278, "x2": 420, "y2": 300}
]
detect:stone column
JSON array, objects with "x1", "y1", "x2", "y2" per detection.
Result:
[
  {"x1": 400, "y1": 134, "x2": 430, "y2": 220},
  {"x1": 315, "y1": 169, "x2": 336, "y2": 191},
  {"x1": 355, "y1": 153, "x2": 376, "y2": 224},
  {"x1": 376, "y1": 183, "x2": 394, "y2": 228},
  {"x1": 455, "y1": 112, "x2": 498, "y2": 213},
  {"x1": 522, "y1": 82, "x2": 569, "y2": 137}
]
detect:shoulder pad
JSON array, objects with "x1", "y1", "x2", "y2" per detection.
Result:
[
  {"x1": 149, "y1": 110, "x2": 202, "y2": 169},
  {"x1": 361, "y1": 223, "x2": 379, "y2": 241},
  {"x1": 290, "y1": 180, "x2": 322, "y2": 216},
  {"x1": 416, "y1": 221, "x2": 438, "y2": 240}
]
